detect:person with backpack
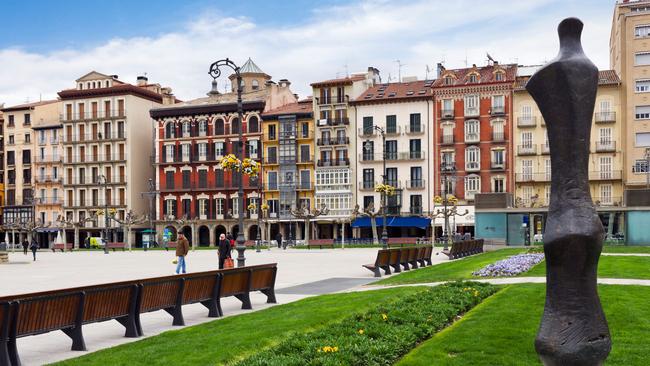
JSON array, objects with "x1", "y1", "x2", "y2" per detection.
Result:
[{"x1": 29, "y1": 239, "x2": 39, "y2": 261}]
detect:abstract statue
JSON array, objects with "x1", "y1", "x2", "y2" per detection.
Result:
[{"x1": 526, "y1": 18, "x2": 611, "y2": 365}]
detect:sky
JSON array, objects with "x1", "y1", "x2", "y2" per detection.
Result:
[{"x1": 0, "y1": 0, "x2": 616, "y2": 106}]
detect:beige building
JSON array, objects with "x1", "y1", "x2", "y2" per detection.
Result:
[
  {"x1": 513, "y1": 69, "x2": 624, "y2": 209},
  {"x1": 1, "y1": 100, "x2": 60, "y2": 243},
  {"x1": 58, "y1": 72, "x2": 175, "y2": 246},
  {"x1": 611, "y1": 0, "x2": 650, "y2": 187}
]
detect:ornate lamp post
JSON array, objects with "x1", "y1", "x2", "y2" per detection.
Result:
[
  {"x1": 261, "y1": 203, "x2": 269, "y2": 251},
  {"x1": 141, "y1": 178, "x2": 160, "y2": 249},
  {"x1": 209, "y1": 58, "x2": 247, "y2": 267},
  {"x1": 290, "y1": 204, "x2": 329, "y2": 246},
  {"x1": 96, "y1": 174, "x2": 110, "y2": 254},
  {"x1": 374, "y1": 125, "x2": 388, "y2": 248},
  {"x1": 434, "y1": 164, "x2": 464, "y2": 251}
]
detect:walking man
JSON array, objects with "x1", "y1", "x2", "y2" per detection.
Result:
[
  {"x1": 175, "y1": 232, "x2": 190, "y2": 274},
  {"x1": 22, "y1": 239, "x2": 28, "y2": 255},
  {"x1": 276, "y1": 232, "x2": 282, "y2": 249},
  {"x1": 29, "y1": 239, "x2": 39, "y2": 261},
  {"x1": 217, "y1": 233, "x2": 231, "y2": 269}
]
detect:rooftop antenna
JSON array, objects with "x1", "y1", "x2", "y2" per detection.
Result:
[
  {"x1": 425, "y1": 64, "x2": 431, "y2": 80},
  {"x1": 395, "y1": 59, "x2": 405, "y2": 82},
  {"x1": 387, "y1": 73, "x2": 393, "y2": 83},
  {"x1": 344, "y1": 63, "x2": 349, "y2": 77},
  {"x1": 464, "y1": 50, "x2": 468, "y2": 67},
  {"x1": 486, "y1": 52, "x2": 495, "y2": 65}
]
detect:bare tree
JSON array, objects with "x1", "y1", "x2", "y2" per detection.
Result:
[
  {"x1": 290, "y1": 204, "x2": 329, "y2": 246},
  {"x1": 108, "y1": 210, "x2": 147, "y2": 251},
  {"x1": 352, "y1": 203, "x2": 382, "y2": 246}
]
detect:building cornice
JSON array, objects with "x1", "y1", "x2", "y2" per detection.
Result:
[
  {"x1": 150, "y1": 101, "x2": 265, "y2": 119},
  {"x1": 58, "y1": 84, "x2": 166, "y2": 103}
]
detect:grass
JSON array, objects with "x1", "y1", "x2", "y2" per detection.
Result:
[
  {"x1": 397, "y1": 284, "x2": 650, "y2": 366},
  {"x1": 602, "y1": 245, "x2": 650, "y2": 254},
  {"x1": 53, "y1": 286, "x2": 427, "y2": 366},
  {"x1": 523, "y1": 255, "x2": 650, "y2": 279},
  {"x1": 374, "y1": 248, "x2": 526, "y2": 285}
]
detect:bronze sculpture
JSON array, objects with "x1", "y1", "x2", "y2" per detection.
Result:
[{"x1": 526, "y1": 18, "x2": 611, "y2": 366}]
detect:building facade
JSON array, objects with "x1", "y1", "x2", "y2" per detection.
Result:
[
  {"x1": 431, "y1": 62, "x2": 517, "y2": 235},
  {"x1": 58, "y1": 71, "x2": 174, "y2": 246},
  {"x1": 260, "y1": 99, "x2": 315, "y2": 241},
  {"x1": 611, "y1": 0, "x2": 650, "y2": 188},
  {"x1": 351, "y1": 80, "x2": 434, "y2": 237},
  {"x1": 311, "y1": 68, "x2": 380, "y2": 239},
  {"x1": 1, "y1": 100, "x2": 59, "y2": 244},
  {"x1": 151, "y1": 59, "x2": 297, "y2": 246}
]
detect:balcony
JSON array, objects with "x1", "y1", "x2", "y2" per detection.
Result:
[
  {"x1": 594, "y1": 112, "x2": 616, "y2": 123},
  {"x1": 64, "y1": 175, "x2": 126, "y2": 185},
  {"x1": 385, "y1": 126, "x2": 401, "y2": 136},
  {"x1": 36, "y1": 155, "x2": 63, "y2": 163},
  {"x1": 34, "y1": 175, "x2": 62, "y2": 184},
  {"x1": 406, "y1": 179, "x2": 426, "y2": 189},
  {"x1": 359, "y1": 181, "x2": 377, "y2": 191},
  {"x1": 491, "y1": 106, "x2": 505, "y2": 115},
  {"x1": 541, "y1": 143, "x2": 550, "y2": 154},
  {"x1": 464, "y1": 107, "x2": 479, "y2": 117},
  {"x1": 358, "y1": 127, "x2": 376, "y2": 137},
  {"x1": 441, "y1": 134, "x2": 454, "y2": 145},
  {"x1": 406, "y1": 124, "x2": 424, "y2": 135},
  {"x1": 517, "y1": 116, "x2": 537, "y2": 127},
  {"x1": 63, "y1": 132, "x2": 126, "y2": 144},
  {"x1": 359, "y1": 153, "x2": 381, "y2": 162},
  {"x1": 465, "y1": 162, "x2": 480, "y2": 172},
  {"x1": 317, "y1": 96, "x2": 347, "y2": 106},
  {"x1": 515, "y1": 172, "x2": 552, "y2": 182},
  {"x1": 61, "y1": 109, "x2": 126, "y2": 121},
  {"x1": 517, "y1": 144, "x2": 537, "y2": 155},
  {"x1": 592, "y1": 196, "x2": 622, "y2": 206},
  {"x1": 296, "y1": 181, "x2": 313, "y2": 191},
  {"x1": 317, "y1": 137, "x2": 349, "y2": 146},
  {"x1": 64, "y1": 200, "x2": 127, "y2": 208},
  {"x1": 318, "y1": 117, "x2": 349, "y2": 126},
  {"x1": 441, "y1": 109, "x2": 454, "y2": 119},
  {"x1": 384, "y1": 180, "x2": 402, "y2": 189},
  {"x1": 263, "y1": 183, "x2": 279, "y2": 191},
  {"x1": 589, "y1": 170, "x2": 622, "y2": 181},
  {"x1": 317, "y1": 138, "x2": 331, "y2": 146},
  {"x1": 491, "y1": 162, "x2": 505, "y2": 170},
  {"x1": 296, "y1": 130, "x2": 314, "y2": 139},
  {"x1": 409, "y1": 206, "x2": 423, "y2": 215},
  {"x1": 317, "y1": 158, "x2": 349, "y2": 167},
  {"x1": 34, "y1": 197, "x2": 63, "y2": 205},
  {"x1": 441, "y1": 162, "x2": 456, "y2": 172},
  {"x1": 264, "y1": 157, "x2": 278, "y2": 165},
  {"x1": 464, "y1": 133, "x2": 480, "y2": 143},
  {"x1": 64, "y1": 153, "x2": 128, "y2": 164},
  {"x1": 404, "y1": 151, "x2": 425, "y2": 160},
  {"x1": 595, "y1": 141, "x2": 616, "y2": 152},
  {"x1": 492, "y1": 132, "x2": 505, "y2": 142},
  {"x1": 297, "y1": 155, "x2": 314, "y2": 164}
]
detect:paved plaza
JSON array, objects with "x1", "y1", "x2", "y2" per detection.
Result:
[{"x1": 1, "y1": 247, "x2": 448, "y2": 365}]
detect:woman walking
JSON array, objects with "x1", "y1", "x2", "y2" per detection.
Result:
[{"x1": 218, "y1": 233, "x2": 232, "y2": 269}]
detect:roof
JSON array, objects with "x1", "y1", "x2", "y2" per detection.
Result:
[
  {"x1": 432, "y1": 63, "x2": 517, "y2": 88},
  {"x1": 240, "y1": 58, "x2": 265, "y2": 74},
  {"x1": 1, "y1": 100, "x2": 59, "y2": 112},
  {"x1": 353, "y1": 80, "x2": 434, "y2": 104},
  {"x1": 58, "y1": 84, "x2": 166, "y2": 103},
  {"x1": 514, "y1": 70, "x2": 621, "y2": 91},
  {"x1": 311, "y1": 74, "x2": 366, "y2": 88},
  {"x1": 261, "y1": 100, "x2": 313, "y2": 118},
  {"x1": 75, "y1": 71, "x2": 124, "y2": 83}
]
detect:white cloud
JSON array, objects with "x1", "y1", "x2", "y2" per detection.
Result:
[{"x1": 0, "y1": 0, "x2": 614, "y2": 106}]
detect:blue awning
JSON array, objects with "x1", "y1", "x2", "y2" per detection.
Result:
[{"x1": 351, "y1": 217, "x2": 431, "y2": 229}]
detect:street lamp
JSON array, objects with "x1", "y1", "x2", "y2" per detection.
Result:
[
  {"x1": 209, "y1": 58, "x2": 247, "y2": 267},
  {"x1": 141, "y1": 178, "x2": 159, "y2": 250},
  {"x1": 97, "y1": 174, "x2": 109, "y2": 254},
  {"x1": 436, "y1": 163, "x2": 465, "y2": 251},
  {"x1": 373, "y1": 125, "x2": 388, "y2": 249}
]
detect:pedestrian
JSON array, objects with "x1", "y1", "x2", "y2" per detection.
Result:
[
  {"x1": 226, "y1": 232, "x2": 234, "y2": 248},
  {"x1": 276, "y1": 232, "x2": 283, "y2": 249},
  {"x1": 29, "y1": 239, "x2": 39, "y2": 261},
  {"x1": 175, "y1": 232, "x2": 190, "y2": 274},
  {"x1": 22, "y1": 239, "x2": 28, "y2": 255},
  {"x1": 217, "y1": 233, "x2": 232, "y2": 269}
]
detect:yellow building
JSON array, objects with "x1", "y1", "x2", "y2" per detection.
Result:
[
  {"x1": 260, "y1": 99, "x2": 315, "y2": 241},
  {"x1": 513, "y1": 70, "x2": 624, "y2": 210},
  {"x1": 611, "y1": 0, "x2": 650, "y2": 188}
]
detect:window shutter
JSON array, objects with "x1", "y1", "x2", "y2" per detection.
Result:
[{"x1": 163, "y1": 200, "x2": 168, "y2": 216}]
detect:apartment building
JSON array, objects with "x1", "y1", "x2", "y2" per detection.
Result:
[
  {"x1": 611, "y1": 0, "x2": 650, "y2": 188},
  {"x1": 260, "y1": 99, "x2": 315, "y2": 241},
  {"x1": 0, "y1": 109, "x2": 4, "y2": 232},
  {"x1": 59, "y1": 71, "x2": 174, "y2": 246},
  {"x1": 32, "y1": 120, "x2": 64, "y2": 245},
  {"x1": 351, "y1": 79, "x2": 434, "y2": 238},
  {"x1": 1, "y1": 100, "x2": 59, "y2": 244},
  {"x1": 311, "y1": 68, "x2": 380, "y2": 239},
  {"x1": 432, "y1": 62, "x2": 517, "y2": 235},
  {"x1": 151, "y1": 58, "x2": 296, "y2": 246}
]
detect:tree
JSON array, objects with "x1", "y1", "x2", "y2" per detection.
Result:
[
  {"x1": 352, "y1": 203, "x2": 382, "y2": 246},
  {"x1": 108, "y1": 210, "x2": 147, "y2": 251}
]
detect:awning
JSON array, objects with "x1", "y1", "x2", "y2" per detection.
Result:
[
  {"x1": 36, "y1": 228, "x2": 60, "y2": 233},
  {"x1": 351, "y1": 217, "x2": 431, "y2": 229}
]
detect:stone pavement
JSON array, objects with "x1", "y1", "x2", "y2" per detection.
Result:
[{"x1": 0, "y1": 247, "x2": 448, "y2": 365}]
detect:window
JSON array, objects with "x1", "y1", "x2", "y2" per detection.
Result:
[
  {"x1": 301, "y1": 123, "x2": 309, "y2": 138},
  {"x1": 599, "y1": 185, "x2": 612, "y2": 205},
  {"x1": 464, "y1": 95, "x2": 479, "y2": 116},
  {"x1": 492, "y1": 149, "x2": 505, "y2": 168},
  {"x1": 38, "y1": 130, "x2": 46, "y2": 144},
  {"x1": 469, "y1": 74, "x2": 478, "y2": 83},
  {"x1": 637, "y1": 80, "x2": 650, "y2": 93},
  {"x1": 386, "y1": 115, "x2": 397, "y2": 133},
  {"x1": 363, "y1": 169, "x2": 374, "y2": 189},
  {"x1": 25, "y1": 134, "x2": 30, "y2": 143},
  {"x1": 385, "y1": 140, "x2": 398, "y2": 159},
  {"x1": 251, "y1": 79, "x2": 259, "y2": 90},
  {"x1": 198, "y1": 198, "x2": 208, "y2": 218},
  {"x1": 214, "y1": 119, "x2": 225, "y2": 135},
  {"x1": 8, "y1": 135, "x2": 14, "y2": 144},
  {"x1": 442, "y1": 99, "x2": 453, "y2": 116},
  {"x1": 495, "y1": 72, "x2": 504, "y2": 81},
  {"x1": 492, "y1": 120, "x2": 504, "y2": 141},
  {"x1": 409, "y1": 139, "x2": 421, "y2": 159},
  {"x1": 23, "y1": 150, "x2": 31, "y2": 164},
  {"x1": 198, "y1": 170, "x2": 207, "y2": 188},
  {"x1": 248, "y1": 116, "x2": 259, "y2": 133},
  {"x1": 635, "y1": 52, "x2": 650, "y2": 66},
  {"x1": 493, "y1": 177, "x2": 505, "y2": 193},
  {"x1": 492, "y1": 95, "x2": 505, "y2": 113},
  {"x1": 24, "y1": 113, "x2": 31, "y2": 125},
  {"x1": 268, "y1": 171, "x2": 278, "y2": 190},
  {"x1": 545, "y1": 158, "x2": 552, "y2": 180},
  {"x1": 165, "y1": 171, "x2": 174, "y2": 189},
  {"x1": 522, "y1": 159, "x2": 533, "y2": 181},
  {"x1": 181, "y1": 144, "x2": 190, "y2": 161},
  {"x1": 410, "y1": 166, "x2": 422, "y2": 188},
  {"x1": 198, "y1": 120, "x2": 207, "y2": 136},
  {"x1": 363, "y1": 116, "x2": 374, "y2": 134},
  {"x1": 599, "y1": 128, "x2": 612, "y2": 144},
  {"x1": 215, "y1": 169, "x2": 224, "y2": 187},
  {"x1": 521, "y1": 131, "x2": 533, "y2": 147},
  {"x1": 464, "y1": 175, "x2": 481, "y2": 199},
  {"x1": 363, "y1": 140, "x2": 374, "y2": 160},
  {"x1": 198, "y1": 143, "x2": 207, "y2": 161},
  {"x1": 215, "y1": 198, "x2": 224, "y2": 216},
  {"x1": 634, "y1": 160, "x2": 649, "y2": 173},
  {"x1": 300, "y1": 170, "x2": 311, "y2": 189},
  {"x1": 636, "y1": 132, "x2": 650, "y2": 146},
  {"x1": 386, "y1": 168, "x2": 398, "y2": 187},
  {"x1": 464, "y1": 120, "x2": 480, "y2": 142},
  {"x1": 410, "y1": 195, "x2": 422, "y2": 214},
  {"x1": 231, "y1": 118, "x2": 240, "y2": 134},
  {"x1": 165, "y1": 200, "x2": 176, "y2": 218},
  {"x1": 232, "y1": 197, "x2": 239, "y2": 216},
  {"x1": 465, "y1": 146, "x2": 480, "y2": 171},
  {"x1": 165, "y1": 145, "x2": 174, "y2": 162},
  {"x1": 441, "y1": 151, "x2": 454, "y2": 170},
  {"x1": 267, "y1": 125, "x2": 276, "y2": 140},
  {"x1": 300, "y1": 145, "x2": 310, "y2": 163},
  {"x1": 409, "y1": 113, "x2": 421, "y2": 132},
  {"x1": 182, "y1": 121, "x2": 190, "y2": 137},
  {"x1": 444, "y1": 75, "x2": 453, "y2": 85},
  {"x1": 8, "y1": 115, "x2": 14, "y2": 126},
  {"x1": 182, "y1": 170, "x2": 191, "y2": 189},
  {"x1": 636, "y1": 25, "x2": 650, "y2": 38},
  {"x1": 247, "y1": 140, "x2": 259, "y2": 158},
  {"x1": 182, "y1": 199, "x2": 191, "y2": 217}
]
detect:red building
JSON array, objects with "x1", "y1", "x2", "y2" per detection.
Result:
[
  {"x1": 150, "y1": 59, "x2": 296, "y2": 246},
  {"x1": 432, "y1": 62, "x2": 517, "y2": 203}
]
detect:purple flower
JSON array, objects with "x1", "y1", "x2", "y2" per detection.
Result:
[{"x1": 472, "y1": 254, "x2": 545, "y2": 277}]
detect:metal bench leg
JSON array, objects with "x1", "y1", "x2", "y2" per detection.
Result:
[
  {"x1": 216, "y1": 298, "x2": 223, "y2": 317},
  {"x1": 62, "y1": 326, "x2": 86, "y2": 351},
  {"x1": 201, "y1": 300, "x2": 220, "y2": 318},
  {"x1": 116, "y1": 316, "x2": 139, "y2": 338},
  {"x1": 7, "y1": 338, "x2": 19, "y2": 366},
  {"x1": 164, "y1": 306, "x2": 185, "y2": 326},
  {"x1": 262, "y1": 288, "x2": 277, "y2": 304},
  {"x1": 235, "y1": 293, "x2": 252, "y2": 310},
  {"x1": 382, "y1": 266, "x2": 391, "y2": 275},
  {"x1": 1, "y1": 339, "x2": 11, "y2": 366}
]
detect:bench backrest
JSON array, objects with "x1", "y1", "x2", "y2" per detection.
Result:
[
  {"x1": 375, "y1": 250, "x2": 390, "y2": 267},
  {"x1": 83, "y1": 284, "x2": 136, "y2": 323},
  {"x1": 398, "y1": 248, "x2": 410, "y2": 263},
  {"x1": 388, "y1": 249, "x2": 400, "y2": 265},
  {"x1": 0, "y1": 302, "x2": 9, "y2": 340},
  {"x1": 14, "y1": 292, "x2": 83, "y2": 337},
  {"x1": 139, "y1": 278, "x2": 182, "y2": 313},
  {"x1": 182, "y1": 273, "x2": 219, "y2": 304},
  {"x1": 249, "y1": 265, "x2": 277, "y2": 291},
  {"x1": 220, "y1": 269, "x2": 250, "y2": 297}
]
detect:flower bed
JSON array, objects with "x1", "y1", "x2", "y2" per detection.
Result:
[
  {"x1": 472, "y1": 253, "x2": 545, "y2": 277},
  {"x1": 235, "y1": 282, "x2": 497, "y2": 366}
]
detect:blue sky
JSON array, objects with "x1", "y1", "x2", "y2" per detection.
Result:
[{"x1": 0, "y1": 0, "x2": 616, "y2": 105}]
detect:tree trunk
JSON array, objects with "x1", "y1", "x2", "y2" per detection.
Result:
[
  {"x1": 74, "y1": 227, "x2": 79, "y2": 249},
  {"x1": 370, "y1": 217, "x2": 379, "y2": 246},
  {"x1": 304, "y1": 219, "x2": 310, "y2": 246},
  {"x1": 126, "y1": 225, "x2": 131, "y2": 251}
]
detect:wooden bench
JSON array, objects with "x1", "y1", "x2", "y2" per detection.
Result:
[
  {"x1": 440, "y1": 239, "x2": 484, "y2": 259},
  {"x1": 248, "y1": 264, "x2": 278, "y2": 304},
  {"x1": 362, "y1": 250, "x2": 391, "y2": 277},
  {"x1": 107, "y1": 242, "x2": 126, "y2": 251},
  {"x1": 51, "y1": 243, "x2": 73, "y2": 253},
  {"x1": 307, "y1": 239, "x2": 334, "y2": 249},
  {"x1": 386, "y1": 237, "x2": 419, "y2": 247},
  {"x1": 0, "y1": 302, "x2": 11, "y2": 366}
]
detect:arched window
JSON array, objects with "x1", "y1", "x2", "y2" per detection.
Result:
[
  {"x1": 230, "y1": 118, "x2": 240, "y2": 134},
  {"x1": 464, "y1": 174, "x2": 481, "y2": 200},
  {"x1": 198, "y1": 120, "x2": 207, "y2": 136},
  {"x1": 469, "y1": 74, "x2": 478, "y2": 83},
  {"x1": 465, "y1": 146, "x2": 480, "y2": 171},
  {"x1": 165, "y1": 122, "x2": 175, "y2": 138},
  {"x1": 464, "y1": 119, "x2": 480, "y2": 142},
  {"x1": 214, "y1": 118, "x2": 225, "y2": 135},
  {"x1": 182, "y1": 121, "x2": 191, "y2": 137},
  {"x1": 252, "y1": 79, "x2": 259, "y2": 90},
  {"x1": 444, "y1": 76, "x2": 453, "y2": 85},
  {"x1": 248, "y1": 116, "x2": 259, "y2": 133}
]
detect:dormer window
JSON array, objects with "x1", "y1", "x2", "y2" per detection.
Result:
[
  {"x1": 495, "y1": 72, "x2": 504, "y2": 81},
  {"x1": 105, "y1": 80, "x2": 110, "y2": 87},
  {"x1": 469, "y1": 74, "x2": 478, "y2": 83},
  {"x1": 252, "y1": 79, "x2": 259, "y2": 90},
  {"x1": 444, "y1": 76, "x2": 454, "y2": 85}
]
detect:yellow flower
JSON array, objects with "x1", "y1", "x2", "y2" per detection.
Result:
[
  {"x1": 358, "y1": 329, "x2": 364, "y2": 335},
  {"x1": 382, "y1": 313, "x2": 388, "y2": 321},
  {"x1": 333, "y1": 347, "x2": 339, "y2": 352}
]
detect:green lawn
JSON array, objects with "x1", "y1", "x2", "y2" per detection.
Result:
[
  {"x1": 53, "y1": 286, "x2": 427, "y2": 366},
  {"x1": 524, "y1": 255, "x2": 650, "y2": 279},
  {"x1": 398, "y1": 284, "x2": 650, "y2": 366},
  {"x1": 374, "y1": 248, "x2": 526, "y2": 285},
  {"x1": 602, "y1": 245, "x2": 650, "y2": 254}
]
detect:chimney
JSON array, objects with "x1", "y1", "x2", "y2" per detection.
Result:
[
  {"x1": 161, "y1": 87, "x2": 175, "y2": 105},
  {"x1": 494, "y1": 61, "x2": 499, "y2": 66},
  {"x1": 436, "y1": 63, "x2": 445, "y2": 78},
  {"x1": 136, "y1": 75, "x2": 148, "y2": 86},
  {"x1": 279, "y1": 79, "x2": 291, "y2": 88},
  {"x1": 111, "y1": 75, "x2": 119, "y2": 80}
]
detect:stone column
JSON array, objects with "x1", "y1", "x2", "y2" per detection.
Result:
[{"x1": 209, "y1": 224, "x2": 216, "y2": 247}]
